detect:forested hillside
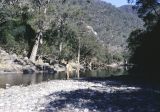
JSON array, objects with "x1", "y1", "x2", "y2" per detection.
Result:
[
  {"x1": 62, "y1": 0, "x2": 144, "y2": 53},
  {"x1": 119, "y1": 5, "x2": 138, "y2": 15},
  {"x1": 76, "y1": 1, "x2": 143, "y2": 46},
  {"x1": 0, "y1": 0, "x2": 143, "y2": 65}
]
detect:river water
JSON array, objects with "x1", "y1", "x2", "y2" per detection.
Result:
[{"x1": 0, "y1": 67, "x2": 126, "y2": 88}]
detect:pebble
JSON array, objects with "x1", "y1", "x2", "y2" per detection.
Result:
[{"x1": 0, "y1": 80, "x2": 159, "y2": 112}]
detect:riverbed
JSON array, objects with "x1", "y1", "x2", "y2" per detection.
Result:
[
  {"x1": 0, "y1": 68, "x2": 160, "y2": 112},
  {"x1": 0, "y1": 79, "x2": 160, "y2": 112}
]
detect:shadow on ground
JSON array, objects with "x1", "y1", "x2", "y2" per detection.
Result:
[{"x1": 40, "y1": 78, "x2": 160, "y2": 112}]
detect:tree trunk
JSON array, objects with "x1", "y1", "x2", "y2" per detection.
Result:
[
  {"x1": 59, "y1": 42, "x2": 63, "y2": 53},
  {"x1": 89, "y1": 61, "x2": 92, "y2": 70},
  {"x1": 77, "y1": 36, "x2": 80, "y2": 79},
  {"x1": 66, "y1": 63, "x2": 70, "y2": 80},
  {"x1": 29, "y1": 32, "x2": 42, "y2": 62}
]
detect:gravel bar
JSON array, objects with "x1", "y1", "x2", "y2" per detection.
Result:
[{"x1": 0, "y1": 80, "x2": 160, "y2": 112}]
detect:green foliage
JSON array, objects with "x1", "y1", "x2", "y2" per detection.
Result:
[
  {"x1": 0, "y1": 1, "x2": 36, "y2": 54},
  {"x1": 0, "y1": 0, "x2": 143, "y2": 65},
  {"x1": 128, "y1": 0, "x2": 160, "y2": 29}
]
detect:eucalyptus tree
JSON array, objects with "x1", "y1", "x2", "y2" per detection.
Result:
[
  {"x1": 128, "y1": 0, "x2": 160, "y2": 28},
  {"x1": 28, "y1": 0, "x2": 51, "y2": 62},
  {"x1": 41, "y1": 2, "x2": 82, "y2": 61},
  {"x1": 75, "y1": 20, "x2": 99, "y2": 77},
  {"x1": 0, "y1": 0, "x2": 64, "y2": 61}
]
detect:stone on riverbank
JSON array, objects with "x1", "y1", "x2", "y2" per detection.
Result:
[
  {"x1": 0, "y1": 80, "x2": 159, "y2": 112},
  {"x1": 0, "y1": 48, "x2": 64, "y2": 73}
]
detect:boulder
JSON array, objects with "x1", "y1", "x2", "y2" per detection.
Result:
[
  {"x1": 10, "y1": 53, "x2": 18, "y2": 60},
  {"x1": 24, "y1": 57, "x2": 29, "y2": 61},
  {"x1": 14, "y1": 59, "x2": 26, "y2": 65},
  {"x1": 23, "y1": 68, "x2": 35, "y2": 74},
  {"x1": 53, "y1": 64, "x2": 66, "y2": 72},
  {"x1": 23, "y1": 66, "x2": 36, "y2": 74},
  {"x1": 44, "y1": 65, "x2": 55, "y2": 74},
  {"x1": 36, "y1": 63, "x2": 56, "y2": 74}
]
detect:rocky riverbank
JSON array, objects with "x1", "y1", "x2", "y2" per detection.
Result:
[
  {"x1": 0, "y1": 48, "x2": 126, "y2": 74},
  {"x1": 0, "y1": 48, "x2": 66, "y2": 74},
  {"x1": 0, "y1": 79, "x2": 160, "y2": 112}
]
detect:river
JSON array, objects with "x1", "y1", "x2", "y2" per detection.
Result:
[{"x1": 0, "y1": 67, "x2": 126, "y2": 88}]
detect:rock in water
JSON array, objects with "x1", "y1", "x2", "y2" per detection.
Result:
[{"x1": 23, "y1": 66, "x2": 36, "y2": 74}]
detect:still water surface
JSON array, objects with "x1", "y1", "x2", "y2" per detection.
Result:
[{"x1": 0, "y1": 67, "x2": 126, "y2": 88}]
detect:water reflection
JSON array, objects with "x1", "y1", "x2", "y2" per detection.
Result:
[
  {"x1": 0, "y1": 72, "x2": 67, "y2": 88},
  {"x1": 81, "y1": 67, "x2": 126, "y2": 78},
  {"x1": 0, "y1": 67, "x2": 126, "y2": 88}
]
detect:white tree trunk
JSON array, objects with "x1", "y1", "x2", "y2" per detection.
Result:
[
  {"x1": 59, "y1": 42, "x2": 63, "y2": 53},
  {"x1": 29, "y1": 32, "x2": 42, "y2": 62},
  {"x1": 89, "y1": 61, "x2": 92, "y2": 70},
  {"x1": 77, "y1": 36, "x2": 80, "y2": 79}
]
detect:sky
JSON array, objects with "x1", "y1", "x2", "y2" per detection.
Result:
[{"x1": 102, "y1": 0, "x2": 129, "y2": 7}]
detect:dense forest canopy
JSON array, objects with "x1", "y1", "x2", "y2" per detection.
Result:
[{"x1": 0, "y1": 0, "x2": 143, "y2": 65}]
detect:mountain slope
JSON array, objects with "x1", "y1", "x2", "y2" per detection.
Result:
[
  {"x1": 119, "y1": 5, "x2": 138, "y2": 15},
  {"x1": 56, "y1": 0, "x2": 144, "y2": 52}
]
